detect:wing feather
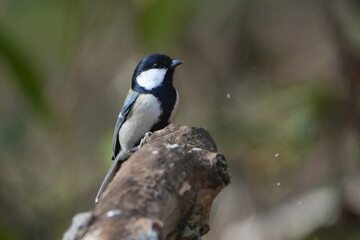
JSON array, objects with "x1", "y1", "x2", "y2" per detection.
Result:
[{"x1": 112, "y1": 90, "x2": 139, "y2": 159}]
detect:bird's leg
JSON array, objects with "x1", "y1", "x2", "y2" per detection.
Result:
[{"x1": 130, "y1": 131, "x2": 152, "y2": 152}]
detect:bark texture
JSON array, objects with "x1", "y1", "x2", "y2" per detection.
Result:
[{"x1": 63, "y1": 124, "x2": 230, "y2": 240}]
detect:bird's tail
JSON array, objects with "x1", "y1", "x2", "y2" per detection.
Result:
[{"x1": 95, "y1": 151, "x2": 130, "y2": 204}]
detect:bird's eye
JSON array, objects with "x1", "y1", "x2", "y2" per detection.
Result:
[{"x1": 153, "y1": 63, "x2": 160, "y2": 69}]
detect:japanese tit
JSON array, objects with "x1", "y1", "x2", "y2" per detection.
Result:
[{"x1": 95, "y1": 54, "x2": 183, "y2": 203}]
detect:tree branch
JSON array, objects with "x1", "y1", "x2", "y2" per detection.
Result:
[{"x1": 63, "y1": 124, "x2": 230, "y2": 240}]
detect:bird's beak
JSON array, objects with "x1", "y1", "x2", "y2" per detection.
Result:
[{"x1": 171, "y1": 59, "x2": 184, "y2": 68}]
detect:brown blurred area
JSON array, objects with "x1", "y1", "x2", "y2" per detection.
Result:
[{"x1": 0, "y1": 0, "x2": 360, "y2": 239}]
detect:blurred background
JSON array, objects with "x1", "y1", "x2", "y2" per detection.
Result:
[{"x1": 1, "y1": 0, "x2": 360, "y2": 239}]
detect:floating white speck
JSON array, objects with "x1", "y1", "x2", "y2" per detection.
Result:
[
  {"x1": 226, "y1": 93, "x2": 231, "y2": 99},
  {"x1": 152, "y1": 150, "x2": 159, "y2": 154},
  {"x1": 166, "y1": 144, "x2": 179, "y2": 149},
  {"x1": 274, "y1": 153, "x2": 280, "y2": 158},
  {"x1": 191, "y1": 147, "x2": 202, "y2": 151},
  {"x1": 169, "y1": 163, "x2": 174, "y2": 168},
  {"x1": 298, "y1": 201, "x2": 302, "y2": 205},
  {"x1": 106, "y1": 209, "x2": 122, "y2": 217},
  {"x1": 276, "y1": 182, "x2": 281, "y2": 186}
]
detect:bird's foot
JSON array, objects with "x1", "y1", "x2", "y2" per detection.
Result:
[{"x1": 130, "y1": 132, "x2": 152, "y2": 152}]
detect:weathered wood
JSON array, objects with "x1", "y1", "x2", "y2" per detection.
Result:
[{"x1": 63, "y1": 124, "x2": 230, "y2": 240}]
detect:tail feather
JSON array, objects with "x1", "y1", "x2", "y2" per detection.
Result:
[{"x1": 95, "y1": 151, "x2": 130, "y2": 204}]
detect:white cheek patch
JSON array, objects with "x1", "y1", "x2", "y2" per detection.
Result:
[{"x1": 136, "y1": 68, "x2": 167, "y2": 90}]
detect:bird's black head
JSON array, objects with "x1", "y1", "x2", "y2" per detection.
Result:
[{"x1": 131, "y1": 54, "x2": 183, "y2": 91}]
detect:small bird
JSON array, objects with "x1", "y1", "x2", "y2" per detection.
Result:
[{"x1": 95, "y1": 54, "x2": 183, "y2": 203}]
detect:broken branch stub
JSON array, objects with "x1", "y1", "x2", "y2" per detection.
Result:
[{"x1": 65, "y1": 124, "x2": 230, "y2": 240}]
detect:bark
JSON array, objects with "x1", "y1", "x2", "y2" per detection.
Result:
[{"x1": 63, "y1": 124, "x2": 230, "y2": 240}]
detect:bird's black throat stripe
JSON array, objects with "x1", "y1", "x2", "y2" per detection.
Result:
[
  {"x1": 150, "y1": 86, "x2": 177, "y2": 131},
  {"x1": 132, "y1": 85, "x2": 177, "y2": 132}
]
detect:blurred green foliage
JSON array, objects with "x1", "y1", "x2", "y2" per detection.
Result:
[
  {"x1": 0, "y1": 221, "x2": 21, "y2": 240},
  {"x1": 0, "y1": 24, "x2": 48, "y2": 116},
  {"x1": 136, "y1": 0, "x2": 193, "y2": 48}
]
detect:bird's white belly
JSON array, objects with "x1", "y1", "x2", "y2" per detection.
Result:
[{"x1": 119, "y1": 94, "x2": 161, "y2": 152}]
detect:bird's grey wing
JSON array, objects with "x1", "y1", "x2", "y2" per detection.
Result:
[
  {"x1": 112, "y1": 90, "x2": 139, "y2": 159},
  {"x1": 95, "y1": 90, "x2": 139, "y2": 204}
]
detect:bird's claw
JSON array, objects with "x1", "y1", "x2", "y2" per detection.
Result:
[{"x1": 130, "y1": 131, "x2": 152, "y2": 152}]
